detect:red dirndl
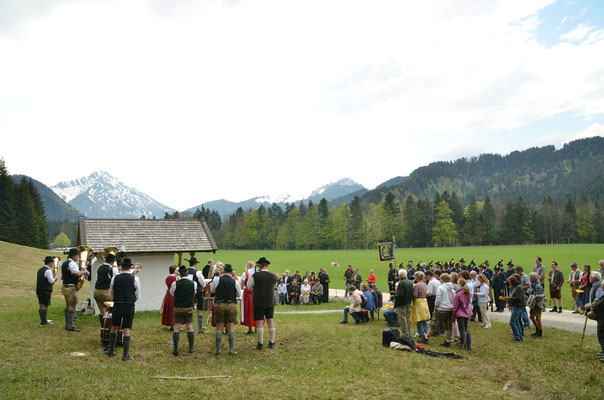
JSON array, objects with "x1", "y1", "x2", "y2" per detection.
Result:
[
  {"x1": 242, "y1": 288, "x2": 256, "y2": 328},
  {"x1": 160, "y1": 275, "x2": 177, "y2": 327}
]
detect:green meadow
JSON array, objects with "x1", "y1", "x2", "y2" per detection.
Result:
[
  {"x1": 1, "y1": 241, "x2": 603, "y2": 399},
  {"x1": 192, "y1": 244, "x2": 604, "y2": 306}
]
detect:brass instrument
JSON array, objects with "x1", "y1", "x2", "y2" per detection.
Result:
[
  {"x1": 132, "y1": 263, "x2": 142, "y2": 275},
  {"x1": 97, "y1": 247, "x2": 119, "y2": 270},
  {"x1": 76, "y1": 245, "x2": 94, "y2": 290},
  {"x1": 52, "y1": 256, "x2": 61, "y2": 279}
]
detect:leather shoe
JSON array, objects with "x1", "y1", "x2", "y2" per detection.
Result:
[
  {"x1": 253, "y1": 343, "x2": 264, "y2": 350},
  {"x1": 66, "y1": 327, "x2": 81, "y2": 332}
]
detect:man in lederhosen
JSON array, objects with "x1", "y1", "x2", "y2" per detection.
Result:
[
  {"x1": 186, "y1": 257, "x2": 207, "y2": 334},
  {"x1": 170, "y1": 265, "x2": 197, "y2": 356},
  {"x1": 94, "y1": 253, "x2": 119, "y2": 327},
  {"x1": 247, "y1": 257, "x2": 278, "y2": 350},
  {"x1": 37, "y1": 256, "x2": 58, "y2": 325},
  {"x1": 210, "y1": 263, "x2": 242, "y2": 355},
  {"x1": 61, "y1": 248, "x2": 90, "y2": 331},
  {"x1": 106, "y1": 258, "x2": 140, "y2": 361}
]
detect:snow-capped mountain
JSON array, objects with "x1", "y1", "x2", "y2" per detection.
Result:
[
  {"x1": 306, "y1": 178, "x2": 366, "y2": 204},
  {"x1": 184, "y1": 178, "x2": 366, "y2": 218},
  {"x1": 51, "y1": 171, "x2": 175, "y2": 218}
]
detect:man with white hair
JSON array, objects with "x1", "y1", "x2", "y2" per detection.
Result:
[
  {"x1": 599, "y1": 260, "x2": 604, "y2": 280},
  {"x1": 585, "y1": 279, "x2": 604, "y2": 362},
  {"x1": 586, "y1": 272, "x2": 603, "y2": 306},
  {"x1": 391, "y1": 269, "x2": 413, "y2": 336}
]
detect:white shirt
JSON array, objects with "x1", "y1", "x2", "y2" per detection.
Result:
[
  {"x1": 427, "y1": 278, "x2": 440, "y2": 296},
  {"x1": 300, "y1": 284, "x2": 311, "y2": 295},
  {"x1": 43, "y1": 266, "x2": 55, "y2": 284},
  {"x1": 109, "y1": 269, "x2": 141, "y2": 300},
  {"x1": 478, "y1": 283, "x2": 490, "y2": 303},
  {"x1": 169, "y1": 279, "x2": 197, "y2": 296},
  {"x1": 569, "y1": 270, "x2": 582, "y2": 282},
  {"x1": 184, "y1": 269, "x2": 206, "y2": 288},
  {"x1": 210, "y1": 273, "x2": 242, "y2": 298}
]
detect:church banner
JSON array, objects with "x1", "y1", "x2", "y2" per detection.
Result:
[{"x1": 377, "y1": 242, "x2": 395, "y2": 261}]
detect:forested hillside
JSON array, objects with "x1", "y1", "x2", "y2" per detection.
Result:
[{"x1": 359, "y1": 137, "x2": 604, "y2": 207}]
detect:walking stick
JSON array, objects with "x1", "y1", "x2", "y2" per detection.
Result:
[{"x1": 579, "y1": 313, "x2": 589, "y2": 352}]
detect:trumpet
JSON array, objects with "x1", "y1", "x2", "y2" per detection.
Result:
[{"x1": 132, "y1": 263, "x2": 142, "y2": 275}]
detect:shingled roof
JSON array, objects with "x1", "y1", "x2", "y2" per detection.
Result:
[{"x1": 78, "y1": 217, "x2": 218, "y2": 254}]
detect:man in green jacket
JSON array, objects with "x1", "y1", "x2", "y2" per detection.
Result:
[{"x1": 391, "y1": 269, "x2": 413, "y2": 336}]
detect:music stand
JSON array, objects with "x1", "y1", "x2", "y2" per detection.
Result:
[{"x1": 331, "y1": 263, "x2": 344, "y2": 303}]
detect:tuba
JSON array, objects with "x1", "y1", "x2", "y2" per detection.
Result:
[
  {"x1": 76, "y1": 245, "x2": 94, "y2": 290},
  {"x1": 97, "y1": 247, "x2": 119, "y2": 268}
]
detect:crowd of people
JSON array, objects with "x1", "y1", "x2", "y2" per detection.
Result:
[
  {"x1": 35, "y1": 250, "x2": 604, "y2": 363},
  {"x1": 338, "y1": 257, "x2": 604, "y2": 362},
  {"x1": 36, "y1": 250, "x2": 281, "y2": 360}
]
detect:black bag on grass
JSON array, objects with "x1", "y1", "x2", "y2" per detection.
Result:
[
  {"x1": 392, "y1": 335, "x2": 416, "y2": 351},
  {"x1": 382, "y1": 328, "x2": 400, "y2": 347}
]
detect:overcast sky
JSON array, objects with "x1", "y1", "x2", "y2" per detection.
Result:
[{"x1": 1, "y1": 0, "x2": 604, "y2": 210}]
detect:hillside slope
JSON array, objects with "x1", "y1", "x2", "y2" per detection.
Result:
[{"x1": 361, "y1": 136, "x2": 604, "y2": 206}]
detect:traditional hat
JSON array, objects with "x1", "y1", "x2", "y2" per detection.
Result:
[
  {"x1": 122, "y1": 258, "x2": 133, "y2": 269},
  {"x1": 256, "y1": 257, "x2": 270, "y2": 266},
  {"x1": 116, "y1": 251, "x2": 127, "y2": 259},
  {"x1": 44, "y1": 256, "x2": 54, "y2": 264},
  {"x1": 67, "y1": 248, "x2": 78, "y2": 257},
  {"x1": 105, "y1": 254, "x2": 116, "y2": 263},
  {"x1": 507, "y1": 260, "x2": 514, "y2": 266},
  {"x1": 178, "y1": 265, "x2": 188, "y2": 275},
  {"x1": 224, "y1": 264, "x2": 234, "y2": 272},
  {"x1": 188, "y1": 257, "x2": 199, "y2": 265},
  {"x1": 459, "y1": 258, "x2": 465, "y2": 263}
]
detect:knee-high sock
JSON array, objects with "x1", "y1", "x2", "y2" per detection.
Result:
[
  {"x1": 172, "y1": 332, "x2": 179, "y2": 353},
  {"x1": 39, "y1": 309, "x2": 46, "y2": 324},
  {"x1": 64, "y1": 309, "x2": 69, "y2": 329},
  {"x1": 187, "y1": 332, "x2": 195, "y2": 352},
  {"x1": 256, "y1": 327, "x2": 264, "y2": 344},
  {"x1": 228, "y1": 332, "x2": 235, "y2": 352},
  {"x1": 268, "y1": 328, "x2": 275, "y2": 343},
  {"x1": 108, "y1": 332, "x2": 117, "y2": 355},
  {"x1": 215, "y1": 332, "x2": 222, "y2": 353},
  {"x1": 198, "y1": 315, "x2": 203, "y2": 332},
  {"x1": 122, "y1": 336, "x2": 131, "y2": 358},
  {"x1": 67, "y1": 310, "x2": 76, "y2": 329}
]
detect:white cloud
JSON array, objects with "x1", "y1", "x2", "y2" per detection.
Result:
[
  {"x1": 0, "y1": 0, "x2": 603, "y2": 210},
  {"x1": 528, "y1": 123, "x2": 604, "y2": 149},
  {"x1": 560, "y1": 23, "x2": 594, "y2": 42}
]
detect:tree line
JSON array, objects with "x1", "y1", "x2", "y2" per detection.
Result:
[
  {"x1": 0, "y1": 159, "x2": 49, "y2": 249},
  {"x1": 210, "y1": 191, "x2": 604, "y2": 250}
]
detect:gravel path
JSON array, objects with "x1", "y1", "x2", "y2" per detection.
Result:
[{"x1": 319, "y1": 288, "x2": 598, "y2": 335}]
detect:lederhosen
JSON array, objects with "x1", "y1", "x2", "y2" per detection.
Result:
[{"x1": 61, "y1": 259, "x2": 79, "y2": 306}]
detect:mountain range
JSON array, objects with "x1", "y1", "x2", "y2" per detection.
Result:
[
  {"x1": 51, "y1": 171, "x2": 175, "y2": 219},
  {"x1": 12, "y1": 136, "x2": 604, "y2": 221},
  {"x1": 184, "y1": 178, "x2": 367, "y2": 218}
]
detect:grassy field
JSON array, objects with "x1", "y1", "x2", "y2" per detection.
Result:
[
  {"x1": 191, "y1": 244, "x2": 604, "y2": 307},
  {"x1": 1, "y1": 240, "x2": 603, "y2": 399}
]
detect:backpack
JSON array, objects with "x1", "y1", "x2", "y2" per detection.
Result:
[
  {"x1": 360, "y1": 293, "x2": 368, "y2": 309},
  {"x1": 382, "y1": 328, "x2": 400, "y2": 347}
]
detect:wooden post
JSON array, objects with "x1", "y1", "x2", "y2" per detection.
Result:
[{"x1": 177, "y1": 253, "x2": 183, "y2": 266}]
